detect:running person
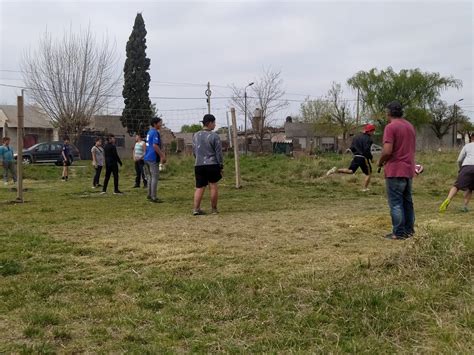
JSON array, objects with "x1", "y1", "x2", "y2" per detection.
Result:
[
  {"x1": 326, "y1": 124, "x2": 376, "y2": 191},
  {"x1": 439, "y1": 135, "x2": 474, "y2": 213}
]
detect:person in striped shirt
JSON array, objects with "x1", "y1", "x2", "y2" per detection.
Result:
[{"x1": 133, "y1": 133, "x2": 147, "y2": 188}]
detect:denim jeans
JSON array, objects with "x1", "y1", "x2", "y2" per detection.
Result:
[
  {"x1": 93, "y1": 165, "x2": 102, "y2": 187},
  {"x1": 144, "y1": 161, "x2": 159, "y2": 200},
  {"x1": 3, "y1": 161, "x2": 17, "y2": 183},
  {"x1": 386, "y1": 177, "x2": 415, "y2": 236},
  {"x1": 134, "y1": 160, "x2": 147, "y2": 187}
]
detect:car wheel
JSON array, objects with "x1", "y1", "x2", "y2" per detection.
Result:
[{"x1": 22, "y1": 156, "x2": 32, "y2": 165}]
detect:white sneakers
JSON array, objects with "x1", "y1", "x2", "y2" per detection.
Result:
[{"x1": 326, "y1": 167, "x2": 337, "y2": 176}]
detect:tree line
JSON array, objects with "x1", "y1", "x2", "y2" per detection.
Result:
[{"x1": 21, "y1": 15, "x2": 472, "y2": 147}]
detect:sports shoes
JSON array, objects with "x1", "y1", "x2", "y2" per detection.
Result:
[
  {"x1": 193, "y1": 209, "x2": 206, "y2": 216},
  {"x1": 133, "y1": 185, "x2": 140, "y2": 188},
  {"x1": 211, "y1": 208, "x2": 219, "y2": 214},
  {"x1": 113, "y1": 191, "x2": 124, "y2": 195},
  {"x1": 326, "y1": 167, "x2": 337, "y2": 176},
  {"x1": 362, "y1": 188, "x2": 370, "y2": 192},
  {"x1": 384, "y1": 233, "x2": 406, "y2": 240},
  {"x1": 150, "y1": 198, "x2": 163, "y2": 203},
  {"x1": 100, "y1": 191, "x2": 107, "y2": 195},
  {"x1": 460, "y1": 206, "x2": 469, "y2": 213},
  {"x1": 439, "y1": 198, "x2": 450, "y2": 213}
]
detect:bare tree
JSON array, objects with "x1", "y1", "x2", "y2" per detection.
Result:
[
  {"x1": 22, "y1": 27, "x2": 119, "y2": 142},
  {"x1": 428, "y1": 100, "x2": 456, "y2": 148},
  {"x1": 326, "y1": 82, "x2": 356, "y2": 149},
  {"x1": 230, "y1": 69, "x2": 288, "y2": 152}
]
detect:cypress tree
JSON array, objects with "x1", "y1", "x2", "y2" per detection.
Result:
[{"x1": 121, "y1": 13, "x2": 152, "y2": 136}]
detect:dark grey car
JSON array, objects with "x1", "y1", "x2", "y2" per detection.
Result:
[{"x1": 18, "y1": 141, "x2": 80, "y2": 165}]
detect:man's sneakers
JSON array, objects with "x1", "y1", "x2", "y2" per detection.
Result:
[
  {"x1": 193, "y1": 208, "x2": 218, "y2": 215},
  {"x1": 150, "y1": 198, "x2": 163, "y2": 203},
  {"x1": 193, "y1": 209, "x2": 206, "y2": 216},
  {"x1": 439, "y1": 198, "x2": 450, "y2": 213},
  {"x1": 326, "y1": 167, "x2": 337, "y2": 176},
  {"x1": 113, "y1": 191, "x2": 124, "y2": 195},
  {"x1": 460, "y1": 206, "x2": 469, "y2": 213}
]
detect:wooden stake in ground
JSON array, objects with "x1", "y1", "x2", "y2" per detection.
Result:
[
  {"x1": 16, "y1": 94, "x2": 24, "y2": 202},
  {"x1": 230, "y1": 108, "x2": 241, "y2": 188}
]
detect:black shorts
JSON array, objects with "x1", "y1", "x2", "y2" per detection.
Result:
[
  {"x1": 454, "y1": 165, "x2": 474, "y2": 191},
  {"x1": 63, "y1": 159, "x2": 71, "y2": 166},
  {"x1": 195, "y1": 164, "x2": 222, "y2": 188},
  {"x1": 348, "y1": 156, "x2": 372, "y2": 175}
]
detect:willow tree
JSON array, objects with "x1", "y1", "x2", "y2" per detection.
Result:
[
  {"x1": 22, "y1": 27, "x2": 119, "y2": 142},
  {"x1": 347, "y1": 67, "x2": 462, "y2": 126}
]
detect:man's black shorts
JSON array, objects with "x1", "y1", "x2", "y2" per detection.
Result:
[
  {"x1": 195, "y1": 164, "x2": 222, "y2": 188},
  {"x1": 348, "y1": 156, "x2": 372, "y2": 175},
  {"x1": 454, "y1": 165, "x2": 474, "y2": 190}
]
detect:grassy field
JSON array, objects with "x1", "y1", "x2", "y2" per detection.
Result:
[{"x1": 0, "y1": 151, "x2": 472, "y2": 353}]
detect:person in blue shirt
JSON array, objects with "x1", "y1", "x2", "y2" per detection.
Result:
[
  {"x1": 144, "y1": 117, "x2": 167, "y2": 203},
  {"x1": 61, "y1": 136, "x2": 71, "y2": 181},
  {"x1": 1, "y1": 136, "x2": 17, "y2": 185}
]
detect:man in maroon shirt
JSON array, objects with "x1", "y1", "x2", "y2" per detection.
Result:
[{"x1": 378, "y1": 101, "x2": 416, "y2": 240}]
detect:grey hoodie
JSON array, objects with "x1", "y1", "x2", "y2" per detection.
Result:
[{"x1": 192, "y1": 130, "x2": 223, "y2": 167}]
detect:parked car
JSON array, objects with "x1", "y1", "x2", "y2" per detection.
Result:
[{"x1": 16, "y1": 141, "x2": 80, "y2": 165}]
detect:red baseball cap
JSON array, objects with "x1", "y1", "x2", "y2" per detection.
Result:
[{"x1": 364, "y1": 124, "x2": 376, "y2": 133}]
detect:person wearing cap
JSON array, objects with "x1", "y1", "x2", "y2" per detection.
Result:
[
  {"x1": 144, "y1": 117, "x2": 167, "y2": 203},
  {"x1": 192, "y1": 114, "x2": 223, "y2": 215},
  {"x1": 378, "y1": 101, "x2": 416, "y2": 240},
  {"x1": 326, "y1": 123, "x2": 376, "y2": 191}
]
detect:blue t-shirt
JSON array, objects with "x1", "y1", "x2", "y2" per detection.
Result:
[
  {"x1": 144, "y1": 128, "x2": 161, "y2": 162},
  {"x1": 62, "y1": 144, "x2": 71, "y2": 161}
]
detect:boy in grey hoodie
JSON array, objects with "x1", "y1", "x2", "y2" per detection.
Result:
[{"x1": 192, "y1": 114, "x2": 223, "y2": 215}]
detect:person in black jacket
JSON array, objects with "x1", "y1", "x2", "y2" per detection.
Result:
[
  {"x1": 326, "y1": 124, "x2": 376, "y2": 191},
  {"x1": 101, "y1": 134, "x2": 123, "y2": 194}
]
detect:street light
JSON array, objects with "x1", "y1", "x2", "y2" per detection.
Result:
[
  {"x1": 453, "y1": 98, "x2": 464, "y2": 146},
  {"x1": 244, "y1": 82, "x2": 254, "y2": 155}
]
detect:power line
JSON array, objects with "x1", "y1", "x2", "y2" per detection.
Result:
[{"x1": 0, "y1": 69, "x2": 231, "y2": 89}]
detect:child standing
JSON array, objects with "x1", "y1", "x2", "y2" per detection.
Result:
[{"x1": 1, "y1": 137, "x2": 17, "y2": 185}]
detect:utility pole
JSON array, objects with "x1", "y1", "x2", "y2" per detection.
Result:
[
  {"x1": 356, "y1": 88, "x2": 360, "y2": 125},
  {"x1": 453, "y1": 98, "x2": 464, "y2": 147},
  {"x1": 231, "y1": 108, "x2": 241, "y2": 188},
  {"x1": 16, "y1": 92, "x2": 24, "y2": 202},
  {"x1": 244, "y1": 82, "x2": 254, "y2": 155},
  {"x1": 226, "y1": 111, "x2": 232, "y2": 148},
  {"x1": 205, "y1": 82, "x2": 212, "y2": 114}
]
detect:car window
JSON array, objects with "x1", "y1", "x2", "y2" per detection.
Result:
[
  {"x1": 51, "y1": 143, "x2": 62, "y2": 151},
  {"x1": 37, "y1": 144, "x2": 50, "y2": 152}
]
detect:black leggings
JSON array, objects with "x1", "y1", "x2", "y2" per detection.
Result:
[
  {"x1": 93, "y1": 166, "x2": 102, "y2": 187},
  {"x1": 103, "y1": 164, "x2": 119, "y2": 192}
]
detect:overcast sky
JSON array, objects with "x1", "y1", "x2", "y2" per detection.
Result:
[{"x1": 1, "y1": 0, "x2": 472, "y2": 131}]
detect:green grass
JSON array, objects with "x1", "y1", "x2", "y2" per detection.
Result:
[{"x1": 0, "y1": 152, "x2": 472, "y2": 353}]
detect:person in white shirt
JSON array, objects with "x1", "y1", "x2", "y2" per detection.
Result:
[{"x1": 439, "y1": 135, "x2": 474, "y2": 212}]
